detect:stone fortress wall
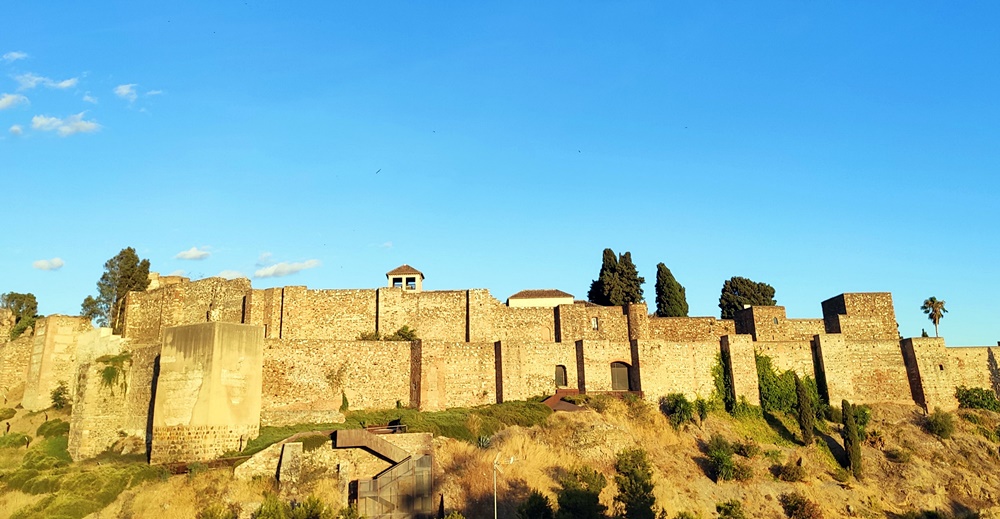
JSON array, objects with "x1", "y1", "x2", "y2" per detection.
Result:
[{"x1": 1, "y1": 266, "x2": 997, "y2": 465}]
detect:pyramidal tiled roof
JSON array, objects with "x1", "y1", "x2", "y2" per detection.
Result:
[{"x1": 386, "y1": 264, "x2": 424, "y2": 278}]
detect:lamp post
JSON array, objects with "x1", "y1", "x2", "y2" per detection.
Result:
[{"x1": 492, "y1": 453, "x2": 515, "y2": 519}]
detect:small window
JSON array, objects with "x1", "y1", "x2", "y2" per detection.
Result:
[
  {"x1": 406, "y1": 277, "x2": 416, "y2": 290},
  {"x1": 555, "y1": 365, "x2": 568, "y2": 387},
  {"x1": 938, "y1": 364, "x2": 944, "y2": 371},
  {"x1": 392, "y1": 277, "x2": 403, "y2": 288},
  {"x1": 591, "y1": 317, "x2": 599, "y2": 331},
  {"x1": 773, "y1": 317, "x2": 779, "y2": 325}
]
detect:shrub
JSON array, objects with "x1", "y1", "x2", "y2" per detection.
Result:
[
  {"x1": 956, "y1": 386, "x2": 1000, "y2": 412},
  {"x1": 50, "y1": 381, "x2": 70, "y2": 409},
  {"x1": 339, "y1": 392, "x2": 349, "y2": 412},
  {"x1": 733, "y1": 439, "x2": 760, "y2": 458},
  {"x1": 733, "y1": 460, "x2": 753, "y2": 481},
  {"x1": 756, "y1": 354, "x2": 797, "y2": 414},
  {"x1": 659, "y1": 393, "x2": 694, "y2": 428},
  {"x1": 779, "y1": 492, "x2": 824, "y2": 519},
  {"x1": 0, "y1": 432, "x2": 31, "y2": 448},
  {"x1": 978, "y1": 426, "x2": 999, "y2": 443},
  {"x1": 925, "y1": 408, "x2": 955, "y2": 440},
  {"x1": 36, "y1": 419, "x2": 70, "y2": 438},
  {"x1": 832, "y1": 468, "x2": 850, "y2": 483},
  {"x1": 517, "y1": 490, "x2": 554, "y2": 519},
  {"x1": 716, "y1": 500, "x2": 747, "y2": 519},
  {"x1": 0, "y1": 407, "x2": 15, "y2": 421},
  {"x1": 694, "y1": 397, "x2": 710, "y2": 421},
  {"x1": 706, "y1": 435, "x2": 737, "y2": 482},
  {"x1": 777, "y1": 458, "x2": 806, "y2": 482},
  {"x1": 885, "y1": 448, "x2": 911, "y2": 464},
  {"x1": 556, "y1": 466, "x2": 607, "y2": 519},
  {"x1": 795, "y1": 373, "x2": 816, "y2": 445},
  {"x1": 300, "y1": 434, "x2": 329, "y2": 452},
  {"x1": 674, "y1": 513, "x2": 700, "y2": 519},
  {"x1": 960, "y1": 412, "x2": 983, "y2": 425},
  {"x1": 614, "y1": 448, "x2": 657, "y2": 519},
  {"x1": 198, "y1": 503, "x2": 240, "y2": 519}
]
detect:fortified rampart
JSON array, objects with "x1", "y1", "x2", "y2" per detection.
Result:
[{"x1": 1, "y1": 266, "x2": 997, "y2": 467}]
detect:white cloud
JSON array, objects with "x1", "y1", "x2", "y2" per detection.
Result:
[
  {"x1": 218, "y1": 270, "x2": 247, "y2": 280},
  {"x1": 256, "y1": 252, "x2": 274, "y2": 266},
  {"x1": 145, "y1": 90, "x2": 163, "y2": 96},
  {"x1": 114, "y1": 83, "x2": 137, "y2": 102},
  {"x1": 167, "y1": 269, "x2": 186, "y2": 276},
  {"x1": 33, "y1": 257, "x2": 64, "y2": 271},
  {"x1": 83, "y1": 92, "x2": 97, "y2": 104},
  {"x1": 254, "y1": 259, "x2": 321, "y2": 278},
  {"x1": 175, "y1": 246, "x2": 211, "y2": 260},
  {"x1": 380, "y1": 241, "x2": 393, "y2": 249},
  {"x1": 0, "y1": 93, "x2": 28, "y2": 110},
  {"x1": 32, "y1": 112, "x2": 100, "y2": 136},
  {"x1": 9, "y1": 125, "x2": 22, "y2": 135},
  {"x1": 2, "y1": 51, "x2": 28, "y2": 62},
  {"x1": 15, "y1": 73, "x2": 78, "y2": 90}
]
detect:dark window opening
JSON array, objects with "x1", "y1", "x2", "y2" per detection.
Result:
[
  {"x1": 406, "y1": 277, "x2": 416, "y2": 290},
  {"x1": 555, "y1": 365, "x2": 568, "y2": 387},
  {"x1": 773, "y1": 317, "x2": 779, "y2": 325},
  {"x1": 611, "y1": 361, "x2": 631, "y2": 391},
  {"x1": 392, "y1": 277, "x2": 403, "y2": 288},
  {"x1": 938, "y1": 364, "x2": 944, "y2": 371},
  {"x1": 591, "y1": 317, "x2": 599, "y2": 331}
]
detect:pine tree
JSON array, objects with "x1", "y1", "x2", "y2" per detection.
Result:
[
  {"x1": 614, "y1": 448, "x2": 657, "y2": 519},
  {"x1": 81, "y1": 247, "x2": 151, "y2": 334},
  {"x1": 654, "y1": 263, "x2": 688, "y2": 317},
  {"x1": 794, "y1": 374, "x2": 815, "y2": 446},
  {"x1": 718, "y1": 276, "x2": 777, "y2": 319},
  {"x1": 842, "y1": 399, "x2": 862, "y2": 480}
]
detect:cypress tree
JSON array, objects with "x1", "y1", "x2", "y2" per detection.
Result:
[
  {"x1": 615, "y1": 252, "x2": 644, "y2": 305},
  {"x1": 654, "y1": 263, "x2": 688, "y2": 317},
  {"x1": 794, "y1": 374, "x2": 815, "y2": 445},
  {"x1": 842, "y1": 399, "x2": 862, "y2": 480},
  {"x1": 588, "y1": 248, "x2": 619, "y2": 306}
]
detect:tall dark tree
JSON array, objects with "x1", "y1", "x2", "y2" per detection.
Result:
[
  {"x1": 614, "y1": 448, "x2": 657, "y2": 519},
  {"x1": 794, "y1": 373, "x2": 815, "y2": 446},
  {"x1": 555, "y1": 466, "x2": 607, "y2": 519},
  {"x1": 81, "y1": 247, "x2": 151, "y2": 334},
  {"x1": 588, "y1": 249, "x2": 644, "y2": 306},
  {"x1": 1, "y1": 292, "x2": 39, "y2": 339},
  {"x1": 517, "y1": 491, "x2": 554, "y2": 519},
  {"x1": 920, "y1": 297, "x2": 947, "y2": 338},
  {"x1": 654, "y1": 263, "x2": 688, "y2": 317},
  {"x1": 842, "y1": 399, "x2": 863, "y2": 480},
  {"x1": 718, "y1": 276, "x2": 776, "y2": 319}
]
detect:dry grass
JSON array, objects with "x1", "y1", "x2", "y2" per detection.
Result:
[{"x1": 0, "y1": 491, "x2": 45, "y2": 519}]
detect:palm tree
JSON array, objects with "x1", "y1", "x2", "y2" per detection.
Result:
[{"x1": 921, "y1": 297, "x2": 947, "y2": 338}]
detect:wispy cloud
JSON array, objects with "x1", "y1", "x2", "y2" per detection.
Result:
[
  {"x1": 82, "y1": 92, "x2": 97, "y2": 104},
  {"x1": 256, "y1": 252, "x2": 274, "y2": 266},
  {"x1": 9, "y1": 125, "x2": 22, "y2": 136},
  {"x1": 33, "y1": 257, "x2": 64, "y2": 271},
  {"x1": 379, "y1": 241, "x2": 393, "y2": 249},
  {"x1": 218, "y1": 270, "x2": 246, "y2": 280},
  {"x1": 175, "y1": 246, "x2": 211, "y2": 260},
  {"x1": 32, "y1": 112, "x2": 100, "y2": 136},
  {"x1": 2, "y1": 51, "x2": 28, "y2": 63},
  {"x1": 167, "y1": 269, "x2": 186, "y2": 276},
  {"x1": 15, "y1": 73, "x2": 78, "y2": 90},
  {"x1": 114, "y1": 83, "x2": 137, "y2": 102},
  {"x1": 0, "y1": 93, "x2": 28, "y2": 110},
  {"x1": 146, "y1": 90, "x2": 163, "y2": 96},
  {"x1": 254, "y1": 259, "x2": 321, "y2": 278}
]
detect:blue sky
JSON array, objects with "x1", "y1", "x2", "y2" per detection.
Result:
[{"x1": 2, "y1": 2, "x2": 998, "y2": 345}]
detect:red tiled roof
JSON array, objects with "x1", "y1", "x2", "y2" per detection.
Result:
[
  {"x1": 386, "y1": 264, "x2": 424, "y2": 278},
  {"x1": 508, "y1": 289, "x2": 574, "y2": 300}
]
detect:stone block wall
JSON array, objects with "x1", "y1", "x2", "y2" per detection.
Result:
[
  {"x1": 558, "y1": 305, "x2": 629, "y2": 343},
  {"x1": 0, "y1": 334, "x2": 33, "y2": 401},
  {"x1": 822, "y1": 293, "x2": 898, "y2": 341},
  {"x1": 150, "y1": 322, "x2": 263, "y2": 464},
  {"x1": 721, "y1": 335, "x2": 761, "y2": 406},
  {"x1": 634, "y1": 339, "x2": 720, "y2": 402},
  {"x1": 278, "y1": 287, "x2": 377, "y2": 340},
  {"x1": 646, "y1": 316, "x2": 736, "y2": 342},
  {"x1": 900, "y1": 338, "x2": 958, "y2": 411},
  {"x1": 574, "y1": 340, "x2": 635, "y2": 393},
  {"x1": 755, "y1": 340, "x2": 818, "y2": 379},
  {"x1": 734, "y1": 306, "x2": 824, "y2": 342},
  {"x1": 261, "y1": 339, "x2": 413, "y2": 417},
  {"x1": 0, "y1": 309, "x2": 13, "y2": 341},
  {"x1": 413, "y1": 340, "x2": 496, "y2": 411},
  {"x1": 123, "y1": 277, "x2": 252, "y2": 342},
  {"x1": 495, "y1": 341, "x2": 577, "y2": 402},
  {"x1": 377, "y1": 289, "x2": 468, "y2": 342},
  {"x1": 814, "y1": 335, "x2": 911, "y2": 405},
  {"x1": 948, "y1": 346, "x2": 1000, "y2": 396}
]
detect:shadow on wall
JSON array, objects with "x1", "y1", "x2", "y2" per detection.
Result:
[
  {"x1": 989, "y1": 349, "x2": 1000, "y2": 399},
  {"x1": 145, "y1": 354, "x2": 160, "y2": 463}
]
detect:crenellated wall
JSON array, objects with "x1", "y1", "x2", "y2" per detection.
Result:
[{"x1": 123, "y1": 277, "x2": 252, "y2": 343}]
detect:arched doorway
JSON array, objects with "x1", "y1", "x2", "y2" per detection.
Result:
[
  {"x1": 611, "y1": 361, "x2": 632, "y2": 391},
  {"x1": 554, "y1": 365, "x2": 568, "y2": 387}
]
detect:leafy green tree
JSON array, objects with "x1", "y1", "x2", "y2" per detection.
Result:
[
  {"x1": 718, "y1": 276, "x2": 776, "y2": 319},
  {"x1": 517, "y1": 490, "x2": 554, "y2": 519},
  {"x1": 588, "y1": 249, "x2": 644, "y2": 306},
  {"x1": 842, "y1": 400, "x2": 862, "y2": 480},
  {"x1": 614, "y1": 448, "x2": 657, "y2": 519},
  {"x1": 555, "y1": 466, "x2": 607, "y2": 519},
  {"x1": 653, "y1": 263, "x2": 688, "y2": 317},
  {"x1": 921, "y1": 297, "x2": 947, "y2": 338},
  {"x1": 81, "y1": 247, "x2": 150, "y2": 334},
  {"x1": 794, "y1": 373, "x2": 815, "y2": 446},
  {"x1": 2, "y1": 292, "x2": 38, "y2": 339}
]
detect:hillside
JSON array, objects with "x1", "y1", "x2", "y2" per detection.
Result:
[{"x1": 1, "y1": 397, "x2": 999, "y2": 518}]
